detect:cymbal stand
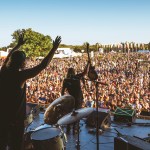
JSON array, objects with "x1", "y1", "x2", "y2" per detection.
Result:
[
  {"x1": 95, "y1": 81, "x2": 100, "y2": 150},
  {"x1": 76, "y1": 121, "x2": 80, "y2": 150},
  {"x1": 71, "y1": 110, "x2": 80, "y2": 150},
  {"x1": 84, "y1": 78, "x2": 101, "y2": 150}
]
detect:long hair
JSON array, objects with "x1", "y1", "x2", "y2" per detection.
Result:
[
  {"x1": 66, "y1": 68, "x2": 75, "y2": 78},
  {"x1": 7, "y1": 51, "x2": 26, "y2": 69}
]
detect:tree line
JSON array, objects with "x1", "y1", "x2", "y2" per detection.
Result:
[{"x1": 0, "y1": 28, "x2": 150, "y2": 57}]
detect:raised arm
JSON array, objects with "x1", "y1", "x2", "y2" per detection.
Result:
[
  {"x1": 40, "y1": 36, "x2": 61, "y2": 69},
  {"x1": 21, "y1": 36, "x2": 61, "y2": 79},
  {"x1": 82, "y1": 62, "x2": 90, "y2": 76},
  {"x1": 76, "y1": 62, "x2": 90, "y2": 78},
  {"x1": 1, "y1": 32, "x2": 26, "y2": 70}
]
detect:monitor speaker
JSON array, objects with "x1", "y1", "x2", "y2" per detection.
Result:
[{"x1": 86, "y1": 108, "x2": 111, "y2": 129}]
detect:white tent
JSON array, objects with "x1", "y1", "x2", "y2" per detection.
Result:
[
  {"x1": 54, "y1": 48, "x2": 81, "y2": 58},
  {"x1": 0, "y1": 51, "x2": 8, "y2": 58}
]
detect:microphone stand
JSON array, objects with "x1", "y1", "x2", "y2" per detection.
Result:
[
  {"x1": 95, "y1": 80, "x2": 108, "y2": 150},
  {"x1": 92, "y1": 80, "x2": 108, "y2": 150},
  {"x1": 83, "y1": 78, "x2": 100, "y2": 150},
  {"x1": 84, "y1": 76, "x2": 108, "y2": 150},
  {"x1": 71, "y1": 110, "x2": 80, "y2": 150},
  {"x1": 95, "y1": 80, "x2": 100, "y2": 150}
]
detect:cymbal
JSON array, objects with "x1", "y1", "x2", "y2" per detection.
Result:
[
  {"x1": 34, "y1": 124, "x2": 52, "y2": 131},
  {"x1": 57, "y1": 108, "x2": 94, "y2": 125},
  {"x1": 49, "y1": 94, "x2": 75, "y2": 107},
  {"x1": 44, "y1": 95, "x2": 75, "y2": 125}
]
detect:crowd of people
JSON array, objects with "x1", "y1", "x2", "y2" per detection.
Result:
[
  {"x1": 0, "y1": 33, "x2": 149, "y2": 150},
  {"x1": 0, "y1": 52, "x2": 150, "y2": 115}
]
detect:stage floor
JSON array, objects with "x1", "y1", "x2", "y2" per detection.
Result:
[{"x1": 26, "y1": 112, "x2": 150, "y2": 150}]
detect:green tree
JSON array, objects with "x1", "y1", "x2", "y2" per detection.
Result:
[
  {"x1": 0, "y1": 46, "x2": 7, "y2": 51},
  {"x1": 73, "y1": 45, "x2": 83, "y2": 52},
  {"x1": 11, "y1": 28, "x2": 52, "y2": 57}
]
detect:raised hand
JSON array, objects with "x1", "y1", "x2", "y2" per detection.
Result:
[
  {"x1": 52, "y1": 36, "x2": 61, "y2": 50},
  {"x1": 17, "y1": 32, "x2": 27, "y2": 46},
  {"x1": 1, "y1": 31, "x2": 27, "y2": 70}
]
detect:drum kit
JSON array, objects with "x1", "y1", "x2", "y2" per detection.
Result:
[{"x1": 24, "y1": 95, "x2": 94, "y2": 150}]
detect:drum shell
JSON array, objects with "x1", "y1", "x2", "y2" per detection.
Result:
[
  {"x1": 31, "y1": 135, "x2": 64, "y2": 150},
  {"x1": 31, "y1": 126, "x2": 66, "y2": 150}
]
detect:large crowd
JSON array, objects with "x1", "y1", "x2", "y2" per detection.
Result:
[{"x1": 0, "y1": 52, "x2": 150, "y2": 115}]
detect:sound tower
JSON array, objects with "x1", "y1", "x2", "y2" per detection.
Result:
[{"x1": 86, "y1": 108, "x2": 111, "y2": 129}]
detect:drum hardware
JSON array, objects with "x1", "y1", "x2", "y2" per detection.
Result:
[
  {"x1": 24, "y1": 116, "x2": 34, "y2": 150},
  {"x1": 24, "y1": 113, "x2": 34, "y2": 128},
  {"x1": 75, "y1": 121, "x2": 80, "y2": 150},
  {"x1": 83, "y1": 76, "x2": 108, "y2": 150},
  {"x1": 24, "y1": 130, "x2": 34, "y2": 150},
  {"x1": 25, "y1": 103, "x2": 40, "y2": 129},
  {"x1": 57, "y1": 108, "x2": 94, "y2": 125},
  {"x1": 88, "y1": 128, "x2": 103, "y2": 135},
  {"x1": 94, "y1": 80, "x2": 108, "y2": 150},
  {"x1": 58, "y1": 108, "x2": 94, "y2": 150},
  {"x1": 31, "y1": 105, "x2": 40, "y2": 117},
  {"x1": 59, "y1": 125, "x2": 68, "y2": 150}
]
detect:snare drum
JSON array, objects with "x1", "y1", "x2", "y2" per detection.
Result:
[
  {"x1": 24, "y1": 124, "x2": 52, "y2": 150},
  {"x1": 31, "y1": 124, "x2": 66, "y2": 150}
]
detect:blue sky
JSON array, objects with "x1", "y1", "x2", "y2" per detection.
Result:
[{"x1": 0, "y1": 0, "x2": 150, "y2": 46}]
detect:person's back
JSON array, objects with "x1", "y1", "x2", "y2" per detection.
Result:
[
  {"x1": 64, "y1": 77, "x2": 81, "y2": 98},
  {"x1": 0, "y1": 69, "x2": 26, "y2": 122},
  {"x1": 0, "y1": 33, "x2": 61, "y2": 150}
]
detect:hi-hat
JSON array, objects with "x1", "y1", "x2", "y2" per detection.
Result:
[{"x1": 57, "y1": 107, "x2": 94, "y2": 125}]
